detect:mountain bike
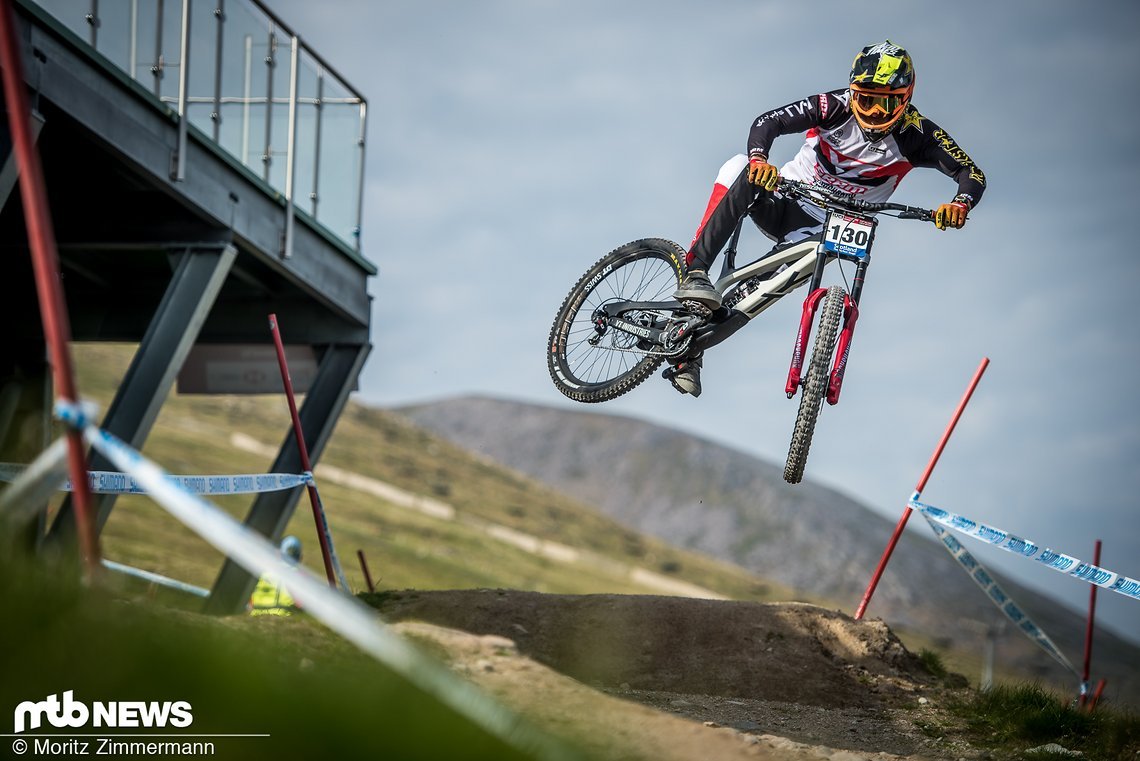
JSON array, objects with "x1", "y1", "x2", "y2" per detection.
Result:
[{"x1": 546, "y1": 178, "x2": 939, "y2": 483}]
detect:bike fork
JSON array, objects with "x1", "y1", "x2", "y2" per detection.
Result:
[
  {"x1": 828, "y1": 296, "x2": 859, "y2": 405},
  {"x1": 784, "y1": 288, "x2": 860, "y2": 404},
  {"x1": 785, "y1": 287, "x2": 828, "y2": 397}
]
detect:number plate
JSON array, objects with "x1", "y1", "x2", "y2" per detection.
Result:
[{"x1": 823, "y1": 211, "x2": 874, "y2": 258}]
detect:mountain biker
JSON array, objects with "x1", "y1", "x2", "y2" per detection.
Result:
[{"x1": 666, "y1": 40, "x2": 986, "y2": 397}]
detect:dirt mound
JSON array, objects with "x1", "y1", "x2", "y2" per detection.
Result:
[{"x1": 367, "y1": 589, "x2": 935, "y2": 711}]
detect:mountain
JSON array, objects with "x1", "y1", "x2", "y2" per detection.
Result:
[{"x1": 394, "y1": 395, "x2": 1140, "y2": 707}]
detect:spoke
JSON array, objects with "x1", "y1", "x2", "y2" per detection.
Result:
[{"x1": 560, "y1": 250, "x2": 677, "y2": 385}]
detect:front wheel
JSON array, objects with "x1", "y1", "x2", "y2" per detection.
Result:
[
  {"x1": 784, "y1": 285, "x2": 845, "y2": 484},
  {"x1": 548, "y1": 238, "x2": 685, "y2": 403}
]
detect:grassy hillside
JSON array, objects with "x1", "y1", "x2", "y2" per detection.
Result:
[{"x1": 64, "y1": 342, "x2": 807, "y2": 606}]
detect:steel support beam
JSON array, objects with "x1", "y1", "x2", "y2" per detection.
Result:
[
  {"x1": 49, "y1": 242, "x2": 236, "y2": 542},
  {"x1": 203, "y1": 340, "x2": 369, "y2": 614},
  {"x1": 1, "y1": 104, "x2": 47, "y2": 551},
  {"x1": 0, "y1": 109, "x2": 43, "y2": 210},
  {"x1": 0, "y1": 340, "x2": 51, "y2": 551}
]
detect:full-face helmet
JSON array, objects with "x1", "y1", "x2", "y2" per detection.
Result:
[{"x1": 849, "y1": 41, "x2": 915, "y2": 141}]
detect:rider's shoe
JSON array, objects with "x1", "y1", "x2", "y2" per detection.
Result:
[
  {"x1": 664, "y1": 354, "x2": 703, "y2": 397},
  {"x1": 674, "y1": 269, "x2": 722, "y2": 309}
]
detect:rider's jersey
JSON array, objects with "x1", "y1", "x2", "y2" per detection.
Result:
[{"x1": 748, "y1": 89, "x2": 986, "y2": 222}]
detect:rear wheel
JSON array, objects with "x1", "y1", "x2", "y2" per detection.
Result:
[
  {"x1": 548, "y1": 239, "x2": 685, "y2": 403},
  {"x1": 784, "y1": 285, "x2": 845, "y2": 484}
]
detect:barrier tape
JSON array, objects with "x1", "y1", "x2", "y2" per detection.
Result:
[
  {"x1": 102, "y1": 559, "x2": 210, "y2": 599},
  {"x1": 48, "y1": 407, "x2": 579, "y2": 761},
  {"x1": 921, "y1": 511, "x2": 1077, "y2": 675},
  {"x1": 911, "y1": 497, "x2": 1140, "y2": 602},
  {"x1": 0, "y1": 463, "x2": 313, "y2": 496}
]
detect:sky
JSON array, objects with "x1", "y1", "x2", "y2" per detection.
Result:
[{"x1": 267, "y1": 0, "x2": 1140, "y2": 646}]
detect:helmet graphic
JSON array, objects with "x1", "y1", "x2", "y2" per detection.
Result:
[
  {"x1": 849, "y1": 41, "x2": 914, "y2": 140},
  {"x1": 280, "y1": 535, "x2": 302, "y2": 564}
]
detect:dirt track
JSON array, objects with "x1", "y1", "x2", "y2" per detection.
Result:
[{"x1": 369, "y1": 589, "x2": 984, "y2": 760}]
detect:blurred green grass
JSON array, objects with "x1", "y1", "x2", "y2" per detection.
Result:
[{"x1": 0, "y1": 555, "x2": 566, "y2": 760}]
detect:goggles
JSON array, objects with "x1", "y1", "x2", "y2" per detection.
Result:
[
  {"x1": 850, "y1": 86, "x2": 909, "y2": 129},
  {"x1": 852, "y1": 91, "x2": 904, "y2": 114}
]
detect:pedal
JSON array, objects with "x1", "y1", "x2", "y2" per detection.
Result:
[{"x1": 681, "y1": 300, "x2": 714, "y2": 320}]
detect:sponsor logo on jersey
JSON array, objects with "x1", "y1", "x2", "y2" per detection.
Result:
[
  {"x1": 755, "y1": 98, "x2": 815, "y2": 129},
  {"x1": 932, "y1": 128, "x2": 987, "y2": 185},
  {"x1": 812, "y1": 165, "x2": 869, "y2": 195},
  {"x1": 900, "y1": 108, "x2": 925, "y2": 134}
]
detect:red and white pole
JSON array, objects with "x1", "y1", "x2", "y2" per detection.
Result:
[
  {"x1": 0, "y1": 0, "x2": 100, "y2": 573},
  {"x1": 268, "y1": 314, "x2": 337, "y2": 587},
  {"x1": 854, "y1": 357, "x2": 989, "y2": 620},
  {"x1": 1079, "y1": 539, "x2": 1102, "y2": 707}
]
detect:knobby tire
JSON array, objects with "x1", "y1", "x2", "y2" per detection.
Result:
[
  {"x1": 784, "y1": 285, "x2": 845, "y2": 484},
  {"x1": 547, "y1": 239, "x2": 685, "y2": 403}
]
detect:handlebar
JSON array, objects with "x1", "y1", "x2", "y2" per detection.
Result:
[{"x1": 777, "y1": 177, "x2": 936, "y2": 223}]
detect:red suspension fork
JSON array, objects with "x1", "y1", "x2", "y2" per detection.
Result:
[
  {"x1": 827, "y1": 295, "x2": 859, "y2": 405},
  {"x1": 785, "y1": 287, "x2": 828, "y2": 397}
]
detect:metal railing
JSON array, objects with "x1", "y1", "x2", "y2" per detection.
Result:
[{"x1": 31, "y1": 0, "x2": 367, "y2": 255}]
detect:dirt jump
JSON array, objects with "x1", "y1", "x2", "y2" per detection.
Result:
[{"x1": 369, "y1": 589, "x2": 984, "y2": 760}]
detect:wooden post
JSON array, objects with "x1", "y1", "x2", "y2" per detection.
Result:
[{"x1": 357, "y1": 549, "x2": 376, "y2": 593}]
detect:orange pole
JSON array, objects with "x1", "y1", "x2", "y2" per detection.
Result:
[
  {"x1": 854, "y1": 357, "x2": 989, "y2": 620},
  {"x1": 0, "y1": 0, "x2": 99, "y2": 572}
]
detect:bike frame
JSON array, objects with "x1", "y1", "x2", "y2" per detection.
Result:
[
  {"x1": 593, "y1": 180, "x2": 933, "y2": 402},
  {"x1": 592, "y1": 237, "x2": 818, "y2": 359},
  {"x1": 594, "y1": 225, "x2": 863, "y2": 361}
]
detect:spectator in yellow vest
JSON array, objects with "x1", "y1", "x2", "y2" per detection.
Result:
[{"x1": 249, "y1": 536, "x2": 302, "y2": 616}]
